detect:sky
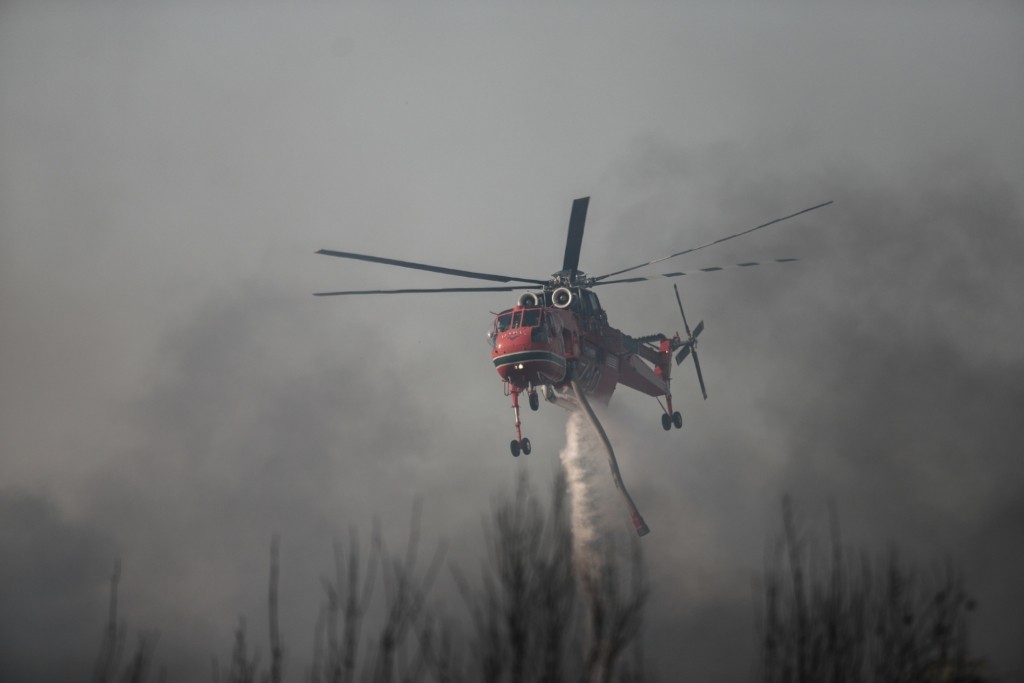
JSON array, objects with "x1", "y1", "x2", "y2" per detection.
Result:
[{"x1": 1, "y1": 2, "x2": 1023, "y2": 681}]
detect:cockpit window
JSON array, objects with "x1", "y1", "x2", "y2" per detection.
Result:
[
  {"x1": 520, "y1": 309, "x2": 541, "y2": 328},
  {"x1": 495, "y1": 308, "x2": 543, "y2": 333}
]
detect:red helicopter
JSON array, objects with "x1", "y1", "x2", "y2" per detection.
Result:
[{"x1": 316, "y1": 197, "x2": 831, "y2": 458}]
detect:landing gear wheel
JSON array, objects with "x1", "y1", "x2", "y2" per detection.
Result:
[
  {"x1": 672, "y1": 411, "x2": 683, "y2": 429},
  {"x1": 521, "y1": 438, "x2": 532, "y2": 455},
  {"x1": 528, "y1": 391, "x2": 539, "y2": 411},
  {"x1": 661, "y1": 413, "x2": 672, "y2": 431},
  {"x1": 510, "y1": 440, "x2": 521, "y2": 457}
]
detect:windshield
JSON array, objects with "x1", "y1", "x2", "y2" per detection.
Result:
[
  {"x1": 520, "y1": 309, "x2": 541, "y2": 328},
  {"x1": 495, "y1": 308, "x2": 543, "y2": 333},
  {"x1": 495, "y1": 311, "x2": 513, "y2": 332}
]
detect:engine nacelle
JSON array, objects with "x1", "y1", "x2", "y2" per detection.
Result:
[
  {"x1": 518, "y1": 292, "x2": 540, "y2": 307},
  {"x1": 552, "y1": 287, "x2": 573, "y2": 309}
]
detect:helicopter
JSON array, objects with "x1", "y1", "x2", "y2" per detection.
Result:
[{"x1": 315, "y1": 197, "x2": 832, "y2": 458}]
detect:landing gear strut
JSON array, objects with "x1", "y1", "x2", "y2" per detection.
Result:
[{"x1": 508, "y1": 385, "x2": 533, "y2": 456}]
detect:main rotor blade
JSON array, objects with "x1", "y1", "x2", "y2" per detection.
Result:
[
  {"x1": 590, "y1": 258, "x2": 799, "y2": 286},
  {"x1": 561, "y1": 197, "x2": 590, "y2": 274},
  {"x1": 593, "y1": 201, "x2": 831, "y2": 282},
  {"x1": 313, "y1": 285, "x2": 533, "y2": 296},
  {"x1": 316, "y1": 249, "x2": 546, "y2": 285}
]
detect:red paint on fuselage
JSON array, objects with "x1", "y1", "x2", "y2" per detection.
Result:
[
  {"x1": 491, "y1": 306, "x2": 576, "y2": 388},
  {"x1": 490, "y1": 291, "x2": 676, "y2": 407}
]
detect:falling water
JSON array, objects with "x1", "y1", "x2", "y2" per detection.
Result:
[{"x1": 558, "y1": 410, "x2": 608, "y2": 572}]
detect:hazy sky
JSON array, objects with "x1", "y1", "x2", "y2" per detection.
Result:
[{"x1": 2, "y1": 2, "x2": 1022, "y2": 681}]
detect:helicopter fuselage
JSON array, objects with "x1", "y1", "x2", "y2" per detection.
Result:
[{"x1": 490, "y1": 287, "x2": 675, "y2": 408}]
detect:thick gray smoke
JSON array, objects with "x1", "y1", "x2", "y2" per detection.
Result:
[{"x1": 2, "y1": 4, "x2": 1021, "y2": 680}]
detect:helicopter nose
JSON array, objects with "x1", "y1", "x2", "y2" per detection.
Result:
[{"x1": 492, "y1": 333, "x2": 567, "y2": 384}]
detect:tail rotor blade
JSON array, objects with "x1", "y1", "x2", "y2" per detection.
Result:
[
  {"x1": 692, "y1": 349, "x2": 708, "y2": 400},
  {"x1": 672, "y1": 284, "x2": 707, "y2": 397},
  {"x1": 675, "y1": 344, "x2": 691, "y2": 365},
  {"x1": 673, "y1": 284, "x2": 692, "y2": 337}
]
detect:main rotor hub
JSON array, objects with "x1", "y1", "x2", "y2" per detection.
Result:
[{"x1": 549, "y1": 270, "x2": 591, "y2": 289}]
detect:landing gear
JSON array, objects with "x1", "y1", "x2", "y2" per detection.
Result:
[
  {"x1": 509, "y1": 438, "x2": 532, "y2": 457},
  {"x1": 507, "y1": 385, "x2": 534, "y2": 457},
  {"x1": 661, "y1": 393, "x2": 684, "y2": 430}
]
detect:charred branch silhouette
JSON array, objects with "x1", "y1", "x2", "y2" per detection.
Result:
[
  {"x1": 758, "y1": 496, "x2": 985, "y2": 683},
  {"x1": 92, "y1": 561, "x2": 162, "y2": 683}
]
